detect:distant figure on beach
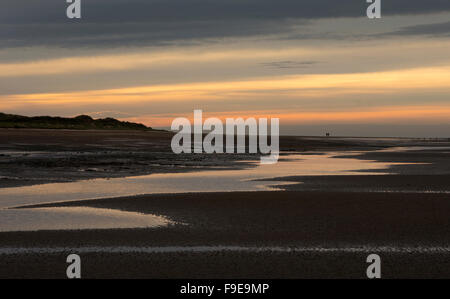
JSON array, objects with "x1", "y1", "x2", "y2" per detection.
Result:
[{"x1": 326, "y1": 132, "x2": 330, "y2": 137}]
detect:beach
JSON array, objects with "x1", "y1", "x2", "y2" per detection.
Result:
[
  {"x1": 0, "y1": 129, "x2": 449, "y2": 278},
  {"x1": 2, "y1": 191, "x2": 450, "y2": 278}
]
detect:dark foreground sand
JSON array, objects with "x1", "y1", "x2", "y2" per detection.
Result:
[{"x1": 2, "y1": 191, "x2": 450, "y2": 278}]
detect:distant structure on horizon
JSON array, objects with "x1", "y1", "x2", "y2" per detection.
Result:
[{"x1": 326, "y1": 132, "x2": 330, "y2": 137}]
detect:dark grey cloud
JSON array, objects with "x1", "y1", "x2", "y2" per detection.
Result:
[
  {"x1": 0, "y1": 19, "x2": 298, "y2": 48},
  {"x1": 2, "y1": 0, "x2": 449, "y2": 24},
  {"x1": 0, "y1": 0, "x2": 449, "y2": 49},
  {"x1": 385, "y1": 21, "x2": 450, "y2": 37}
]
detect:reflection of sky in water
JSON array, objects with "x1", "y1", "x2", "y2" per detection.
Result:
[
  {"x1": 0, "y1": 152, "x2": 409, "y2": 209},
  {"x1": 377, "y1": 146, "x2": 450, "y2": 152},
  {"x1": 0, "y1": 151, "x2": 411, "y2": 232},
  {"x1": 0, "y1": 207, "x2": 171, "y2": 232}
]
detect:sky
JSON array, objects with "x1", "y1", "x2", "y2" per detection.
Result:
[{"x1": 1, "y1": 0, "x2": 450, "y2": 137}]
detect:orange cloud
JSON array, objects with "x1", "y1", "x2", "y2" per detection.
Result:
[
  {"x1": 0, "y1": 48, "x2": 316, "y2": 77},
  {"x1": 122, "y1": 105, "x2": 450, "y2": 127},
  {"x1": 3, "y1": 65, "x2": 450, "y2": 107}
]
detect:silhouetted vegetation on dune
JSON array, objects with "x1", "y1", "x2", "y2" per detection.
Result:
[{"x1": 0, "y1": 112, "x2": 152, "y2": 130}]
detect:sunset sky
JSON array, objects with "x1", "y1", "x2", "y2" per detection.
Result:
[{"x1": 1, "y1": 0, "x2": 450, "y2": 136}]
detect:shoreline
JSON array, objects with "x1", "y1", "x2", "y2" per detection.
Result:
[{"x1": 2, "y1": 128, "x2": 449, "y2": 189}]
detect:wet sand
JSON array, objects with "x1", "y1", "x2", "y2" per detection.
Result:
[
  {"x1": 2, "y1": 128, "x2": 449, "y2": 188},
  {"x1": 3, "y1": 250, "x2": 450, "y2": 279},
  {"x1": 0, "y1": 129, "x2": 259, "y2": 188},
  {"x1": 1, "y1": 191, "x2": 450, "y2": 278},
  {"x1": 265, "y1": 174, "x2": 450, "y2": 193}
]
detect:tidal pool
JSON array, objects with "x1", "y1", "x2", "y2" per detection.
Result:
[{"x1": 0, "y1": 151, "x2": 410, "y2": 232}]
